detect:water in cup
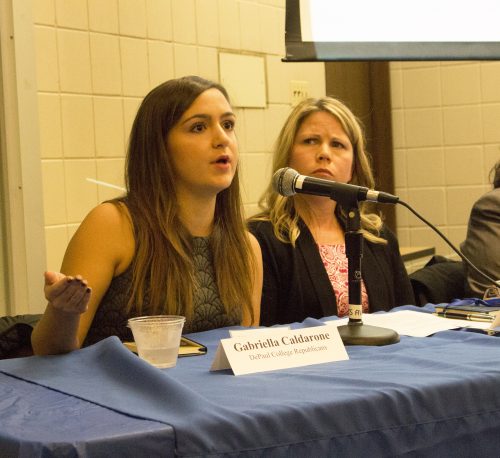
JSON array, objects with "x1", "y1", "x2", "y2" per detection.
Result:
[
  {"x1": 139, "y1": 346, "x2": 179, "y2": 368},
  {"x1": 128, "y1": 315, "x2": 185, "y2": 368}
]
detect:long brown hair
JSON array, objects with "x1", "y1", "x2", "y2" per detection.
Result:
[
  {"x1": 255, "y1": 96, "x2": 385, "y2": 245},
  {"x1": 114, "y1": 76, "x2": 254, "y2": 322}
]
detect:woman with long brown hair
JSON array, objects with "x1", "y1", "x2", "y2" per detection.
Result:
[{"x1": 32, "y1": 76, "x2": 262, "y2": 355}]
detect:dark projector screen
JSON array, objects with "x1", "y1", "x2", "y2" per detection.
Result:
[{"x1": 285, "y1": 0, "x2": 500, "y2": 61}]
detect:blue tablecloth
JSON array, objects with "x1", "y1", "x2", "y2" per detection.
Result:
[{"x1": 1, "y1": 309, "x2": 500, "y2": 457}]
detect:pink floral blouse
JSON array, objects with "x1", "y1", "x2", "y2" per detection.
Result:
[{"x1": 317, "y1": 244, "x2": 369, "y2": 317}]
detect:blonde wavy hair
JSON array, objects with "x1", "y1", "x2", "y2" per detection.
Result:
[{"x1": 255, "y1": 96, "x2": 385, "y2": 246}]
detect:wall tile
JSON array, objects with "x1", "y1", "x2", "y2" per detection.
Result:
[
  {"x1": 266, "y1": 0, "x2": 286, "y2": 6},
  {"x1": 120, "y1": 37, "x2": 149, "y2": 96},
  {"x1": 406, "y1": 147, "x2": 444, "y2": 187},
  {"x1": 146, "y1": 0, "x2": 172, "y2": 41},
  {"x1": 483, "y1": 144, "x2": 500, "y2": 182},
  {"x1": 401, "y1": 62, "x2": 438, "y2": 69},
  {"x1": 407, "y1": 188, "x2": 446, "y2": 227},
  {"x1": 441, "y1": 64, "x2": 480, "y2": 106},
  {"x1": 218, "y1": 0, "x2": 240, "y2": 50},
  {"x1": 118, "y1": 0, "x2": 147, "y2": 38},
  {"x1": 172, "y1": 0, "x2": 197, "y2": 44},
  {"x1": 410, "y1": 226, "x2": 451, "y2": 257},
  {"x1": 55, "y1": 0, "x2": 88, "y2": 29},
  {"x1": 259, "y1": 5, "x2": 285, "y2": 56},
  {"x1": 220, "y1": 53, "x2": 266, "y2": 108},
  {"x1": 482, "y1": 104, "x2": 500, "y2": 143},
  {"x1": 96, "y1": 158, "x2": 126, "y2": 202},
  {"x1": 265, "y1": 55, "x2": 289, "y2": 104},
  {"x1": 239, "y1": 1, "x2": 261, "y2": 52},
  {"x1": 42, "y1": 160, "x2": 67, "y2": 225},
  {"x1": 148, "y1": 41, "x2": 175, "y2": 89},
  {"x1": 45, "y1": 226, "x2": 69, "y2": 272},
  {"x1": 61, "y1": 95, "x2": 95, "y2": 157},
  {"x1": 173, "y1": 44, "x2": 198, "y2": 77},
  {"x1": 480, "y1": 62, "x2": 500, "y2": 103},
  {"x1": 196, "y1": 0, "x2": 219, "y2": 47},
  {"x1": 243, "y1": 109, "x2": 267, "y2": 153},
  {"x1": 34, "y1": 0, "x2": 56, "y2": 25},
  {"x1": 239, "y1": 152, "x2": 273, "y2": 204},
  {"x1": 402, "y1": 67, "x2": 441, "y2": 108},
  {"x1": 123, "y1": 97, "x2": 142, "y2": 145},
  {"x1": 35, "y1": 26, "x2": 59, "y2": 92},
  {"x1": 404, "y1": 108, "x2": 443, "y2": 148},
  {"x1": 389, "y1": 68, "x2": 403, "y2": 109},
  {"x1": 440, "y1": 61, "x2": 470, "y2": 67},
  {"x1": 88, "y1": 0, "x2": 119, "y2": 33},
  {"x1": 444, "y1": 146, "x2": 484, "y2": 186},
  {"x1": 93, "y1": 97, "x2": 125, "y2": 157},
  {"x1": 233, "y1": 108, "x2": 246, "y2": 153},
  {"x1": 263, "y1": 103, "x2": 290, "y2": 152},
  {"x1": 38, "y1": 93, "x2": 63, "y2": 158},
  {"x1": 57, "y1": 29, "x2": 92, "y2": 93},
  {"x1": 64, "y1": 159, "x2": 98, "y2": 222},
  {"x1": 90, "y1": 33, "x2": 122, "y2": 95},
  {"x1": 394, "y1": 188, "x2": 409, "y2": 227},
  {"x1": 393, "y1": 148, "x2": 407, "y2": 188},
  {"x1": 197, "y1": 46, "x2": 219, "y2": 82},
  {"x1": 286, "y1": 62, "x2": 326, "y2": 98},
  {"x1": 446, "y1": 186, "x2": 485, "y2": 226},
  {"x1": 268, "y1": 60, "x2": 327, "y2": 105},
  {"x1": 442, "y1": 105, "x2": 482, "y2": 145},
  {"x1": 391, "y1": 110, "x2": 405, "y2": 149}
]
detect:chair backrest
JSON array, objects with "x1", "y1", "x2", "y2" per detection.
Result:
[
  {"x1": 0, "y1": 314, "x2": 42, "y2": 359},
  {"x1": 410, "y1": 259, "x2": 466, "y2": 306}
]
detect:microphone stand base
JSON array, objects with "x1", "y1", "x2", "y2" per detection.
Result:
[{"x1": 338, "y1": 322, "x2": 399, "y2": 346}]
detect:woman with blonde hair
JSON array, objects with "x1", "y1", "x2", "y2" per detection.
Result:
[
  {"x1": 249, "y1": 96, "x2": 413, "y2": 326},
  {"x1": 32, "y1": 76, "x2": 262, "y2": 355}
]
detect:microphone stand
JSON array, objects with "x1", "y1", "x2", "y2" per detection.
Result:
[{"x1": 336, "y1": 199, "x2": 399, "y2": 346}]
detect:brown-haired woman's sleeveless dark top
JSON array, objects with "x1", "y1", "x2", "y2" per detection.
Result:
[{"x1": 83, "y1": 237, "x2": 240, "y2": 347}]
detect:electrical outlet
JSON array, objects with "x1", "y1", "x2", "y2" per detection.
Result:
[{"x1": 290, "y1": 80, "x2": 310, "y2": 106}]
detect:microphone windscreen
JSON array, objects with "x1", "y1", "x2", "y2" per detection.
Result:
[{"x1": 272, "y1": 168, "x2": 298, "y2": 197}]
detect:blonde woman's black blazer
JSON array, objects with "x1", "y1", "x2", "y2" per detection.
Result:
[{"x1": 249, "y1": 219, "x2": 415, "y2": 327}]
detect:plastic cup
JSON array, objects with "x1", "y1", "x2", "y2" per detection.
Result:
[{"x1": 127, "y1": 315, "x2": 186, "y2": 368}]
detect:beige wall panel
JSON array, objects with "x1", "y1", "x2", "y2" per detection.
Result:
[
  {"x1": 55, "y1": 0, "x2": 88, "y2": 29},
  {"x1": 88, "y1": 0, "x2": 119, "y2": 33},
  {"x1": 90, "y1": 34, "x2": 122, "y2": 95},
  {"x1": 147, "y1": 0, "x2": 173, "y2": 41},
  {"x1": 38, "y1": 93, "x2": 63, "y2": 158},
  {"x1": 118, "y1": 0, "x2": 147, "y2": 38},
  {"x1": 57, "y1": 29, "x2": 92, "y2": 93},
  {"x1": 61, "y1": 95, "x2": 95, "y2": 158}
]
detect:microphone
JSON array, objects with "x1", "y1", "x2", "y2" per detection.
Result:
[{"x1": 272, "y1": 167, "x2": 399, "y2": 204}]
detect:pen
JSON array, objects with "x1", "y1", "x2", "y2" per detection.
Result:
[
  {"x1": 434, "y1": 312, "x2": 494, "y2": 322},
  {"x1": 465, "y1": 328, "x2": 500, "y2": 336}
]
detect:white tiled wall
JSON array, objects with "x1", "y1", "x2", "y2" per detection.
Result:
[
  {"x1": 33, "y1": 0, "x2": 326, "y2": 271},
  {"x1": 36, "y1": 1, "x2": 499, "y2": 273},
  {"x1": 391, "y1": 61, "x2": 500, "y2": 257}
]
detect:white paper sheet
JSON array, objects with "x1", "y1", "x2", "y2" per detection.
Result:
[{"x1": 325, "y1": 310, "x2": 492, "y2": 337}]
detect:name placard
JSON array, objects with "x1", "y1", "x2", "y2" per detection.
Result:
[{"x1": 210, "y1": 326, "x2": 349, "y2": 376}]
